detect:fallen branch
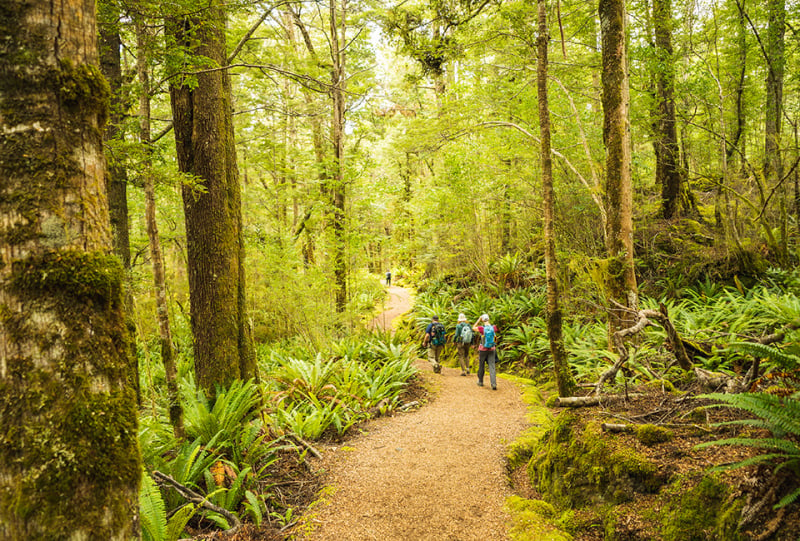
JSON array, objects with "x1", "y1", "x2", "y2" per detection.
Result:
[
  {"x1": 595, "y1": 302, "x2": 695, "y2": 395},
  {"x1": 289, "y1": 433, "x2": 323, "y2": 460},
  {"x1": 152, "y1": 471, "x2": 242, "y2": 535},
  {"x1": 552, "y1": 394, "x2": 642, "y2": 408}
]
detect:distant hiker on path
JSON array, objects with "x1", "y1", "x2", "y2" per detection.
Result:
[
  {"x1": 454, "y1": 313, "x2": 473, "y2": 376},
  {"x1": 385, "y1": 270, "x2": 391, "y2": 286},
  {"x1": 473, "y1": 314, "x2": 498, "y2": 390},
  {"x1": 423, "y1": 315, "x2": 446, "y2": 374}
]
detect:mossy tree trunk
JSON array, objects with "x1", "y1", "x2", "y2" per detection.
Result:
[
  {"x1": 651, "y1": 0, "x2": 691, "y2": 219},
  {"x1": 600, "y1": 0, "x2": 638, "y2": 336},
  {"x1": 537, "y1": 0, "x2": 578, "y2": 398},
  {"x1": 329, "y1": 0, "x2": 348, "y2": 314},
  {"x1": 763, "y1": 0, "x2": 786, "y2": 264},
  {"x1": 168, "y1": 1, "x2": 256, "y2": 395},
  {"x1": 0, "y1": 0, "x2": 140, "y2": 537}
]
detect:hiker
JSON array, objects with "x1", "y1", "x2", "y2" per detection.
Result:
[
  {"x1": 423, "y1": 315, "x2": 446, "y2": 374},
  {"x1": 386, "y1": 270, "x2": 391, "y2": 287},
  {"x1": 473, "y1": 314, "x2": 498, "y2": 390},
  {"x1": 454, "y1": 313, "x2": 473, "y2": 376}
]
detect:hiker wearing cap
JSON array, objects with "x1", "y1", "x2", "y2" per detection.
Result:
[
  {"x1": 472, "y1": 314, "x2": 499, "y2": 390},
  {"x1": 423, "y1": 315, "x2": 446, "y2": 374},
  {"x1": 454, "y1": 313, "x2": 474, "y2": 376}
]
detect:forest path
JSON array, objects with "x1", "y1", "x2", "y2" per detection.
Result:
[
  {"x1": 294, "y1": 287, "x2": 530, "y2": 540},
  {"x1": 369, "y1": 285, "x2": 413, "y2": 332}
]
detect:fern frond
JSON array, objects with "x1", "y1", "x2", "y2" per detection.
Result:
[
  {"x1": 727, "y1": 342, "x2": 800, "y2": 370},
  {"x1": 708, "y1": 453, "x2": 788, "y2": 472},
  {"x1": 700, "y1": 392, "x2": 800, "y2": 436},
  {"x1": 774, "y1": 487, "x2": 800, "y2": 509},
  {"x1": 140, "y1": 472, "x2": 167, "y2": 541},
  {"x1": 696, "y1": 436, "x2": 799, "y2": 454}
]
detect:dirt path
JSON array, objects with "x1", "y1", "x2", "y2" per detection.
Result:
[
  {"x1": 295, "y1": 288, "x2": 530, "y2": 540},
  {"x1": 369, "y1": 285, "x2": 413, "y2": 332}
]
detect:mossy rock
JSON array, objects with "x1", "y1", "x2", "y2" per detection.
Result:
[
  {"x1": 635, "y1": 424, "x2": 674, "y2": 446},
  {"x1": 659, "y1": 475, "x2": 744, "y2": 541},
  {"x1": 506, "y1": 496, "x2": 572, "y2": 541},
  {"x1": 527, "y1": 413, "x2": 670, "y2": 509}
]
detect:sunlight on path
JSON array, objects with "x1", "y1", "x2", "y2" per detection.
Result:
[
  {"x1": 296, "y1": 289, "x2": 530, "y2": 541},
  {"x1": 370, "y1": 286, "x2": 413, "y2": 333}
]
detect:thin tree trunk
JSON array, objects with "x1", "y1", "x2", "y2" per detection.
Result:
[
  {"x1": 599, "y1": 0, "x2": 638, "y2": 336},
  {"x1": 764, "y1": 0, "x2": 786, "y2": 264},
  {"x1": 330, "y1": 0, "x2": 348, "y2": 313},
  {"x1": 99, "y1": 9, "x2": 140, "y2": 402},
  {"x1": 0, "y1": 0, "x2": 140, "y2": 536},
  {"x1": 168, "y1": 1, "x2": 256, "y2": 394},
  {"x1": 538, "y1": 0, "x2": 577, "y2": 397},
  {"x1": 136, "y1": 17, "x2": 184, "y2": 439}
]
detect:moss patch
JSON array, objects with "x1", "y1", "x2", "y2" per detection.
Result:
[
  {"x1": 506, "y1": 495, "x2": 573, "y2": 541},
  {"x1": 635, "y1": 424, "x2": 674, "y2": 446},
  {"x1": 527, "y1": 412, "x2": 669, "y2": 508},
  {"x1": 659, "y1": 475, "x2": 744, "y2": 541}
]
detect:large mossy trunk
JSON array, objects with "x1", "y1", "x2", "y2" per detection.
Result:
[
  {"x1": 0, "y1": 0, "x2": 140, "y2": 537},
  {"x1": 168, "y1": 1, "x2": 256, "y2": 394}
]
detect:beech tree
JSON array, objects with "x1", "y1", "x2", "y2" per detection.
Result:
[
  {"x1": 600, "y1": 0, "x2": 638, "y2": 333},
  {"x1": 537, "y1": 0, "x2": 577, "y2": 397},
  {"x1": 168, "y1": 0, "x2": 256, "y2": 393},
  {"x1": 0, "y1": 0, "x2": 140, "y2": 536}
]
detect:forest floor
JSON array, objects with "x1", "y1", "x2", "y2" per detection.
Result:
[{"x1": 291, "y1": 285, "x2": 531, "y2": 540}]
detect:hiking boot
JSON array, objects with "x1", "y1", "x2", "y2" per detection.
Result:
[
  {"x1": 460, "y1": 372, "x2": 467, "y2": 376},
  {"x1": 477, "y1": 381, "x2": 483, "y2": 387},
  {"x1": 433, "y1": 364, "x2": 441, "y2": 374},
  {"x1": 491, "y1": 385, "x2": 497, "y2": 390}
]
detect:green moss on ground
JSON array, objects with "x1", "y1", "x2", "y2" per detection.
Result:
[{"x1": 659, "y1": 475, "x2": 744, "y2": 541}]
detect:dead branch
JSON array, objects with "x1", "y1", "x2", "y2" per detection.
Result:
[
  {"x1": 289, "y1": 433, "x2": 322, "y2": 460},
  {"x1": 595, "y1": 302, "x2": 695, "y2": 395},
  {"x1": 152, "y1": 471, "x2": 242, "y2": 534},
  {"x1": 601, "y1": 423, "x2": 632, "y2": 433},
  {"x1": 551, "y1": 394, "x2": 642, "y2": 408}
]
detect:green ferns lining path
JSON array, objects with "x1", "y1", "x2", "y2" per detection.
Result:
[{"x1": 296, "y1": 287, "x2": 530, "y2": 540}]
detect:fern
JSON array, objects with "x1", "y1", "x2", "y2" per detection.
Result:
[
  {"x1": 726, "y1": 342, "x2": 800, "y2": 371},
  {"x1": 695, "y1": 392, "x2": 800, "y2": 509},
  {"x1": 140, "y1": 472, "x2": 166, "y2": 541}
]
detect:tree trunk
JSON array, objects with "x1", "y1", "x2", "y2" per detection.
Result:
[
  {"x1": 0, "y1": 0, "x2": 140, "y2": 537},
  {"x1": 168, "y1": 1, "x2": 256, "y2": 394},
  {"x1": 599, "y1": 0, "x2": 638, "y2": 336},
  {"x1": 98, "y1": 7, "x2": 140, "y2": 402},
  {"x1": 537, "y1": 0, "x2": 578, "y2": 398},
  {"x1": 329, "y1": 0, "x2": 348, "y2": 313},
  {"x1": 136, "y1": 17, "x2": 185, "y2": 439},
  {"x1": 764, "y1": 0, "x2": 786, "y2": 263},
  {"x1": 652, "y1": 0, "x2": 690, "y2": 219}
]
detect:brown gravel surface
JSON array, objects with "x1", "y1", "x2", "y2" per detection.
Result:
[
  {"x1": 295, "y1": 363, "x2": 529, "y2": 541},
  {"x1": 296, "y1": 287, "x2": 531, "y2": 540}
]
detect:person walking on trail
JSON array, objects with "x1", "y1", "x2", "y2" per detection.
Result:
[
  {"x1": 454, "y1": 313, "x2": 473, "y2": 376},
  {"x1": 385, "y1": 270, "x2": 392, "y2": 287},
  {"x1": 423, "y1": 315, "x2": 446, "y2": 374},
  {"x1": 473, "y1": 314, "x2": 498, "y2": 390}
]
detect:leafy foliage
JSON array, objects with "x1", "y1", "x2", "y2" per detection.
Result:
[{"x1": 696, "y1": 392, "x2": 800, "y2": 509}]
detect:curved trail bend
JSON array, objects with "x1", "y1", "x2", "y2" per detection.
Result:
[{"x1": 296, "y1": 287, "x2": 530, "y2": 540}]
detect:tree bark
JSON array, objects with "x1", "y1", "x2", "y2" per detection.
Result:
[
  {"x1": 599, "y1": 0, "x2": 638, "y2": 337},
  {"x1": 168, "y1": 1, "x2": 256, "y2": 394},
  {"x1": 329, "y1": 0, "x2": 348, "y2": 313},
  {"x1": 98, "y1": 6, "x2": 140, "y2": 402},
  {"x1": 537, "y1": 0, "x2": 577, "y2": 398},
  {"x1": 764, "y1": 0, "x2": 786, "y2": 263},
  {"x1": 651, "y1": 0, "x2": 690, "y2": 219},
  {"x1": 136, "y1": 17, "x2": 185, "y2": 439},
  {"x1": 0, "y1": 0, "x2": 140, "y2": 536}
]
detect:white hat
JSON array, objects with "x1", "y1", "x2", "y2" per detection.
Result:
[
  {"x1": 481, "y1": 313, "x2": 490, "y2": 322},
  {"x1": 458, "y1": 313, "x2": 467, "y2": 322}
]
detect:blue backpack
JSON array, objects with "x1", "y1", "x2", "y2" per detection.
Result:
[{"x1": 483, "y1": 325, "x2": 496, "y2": 348}]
